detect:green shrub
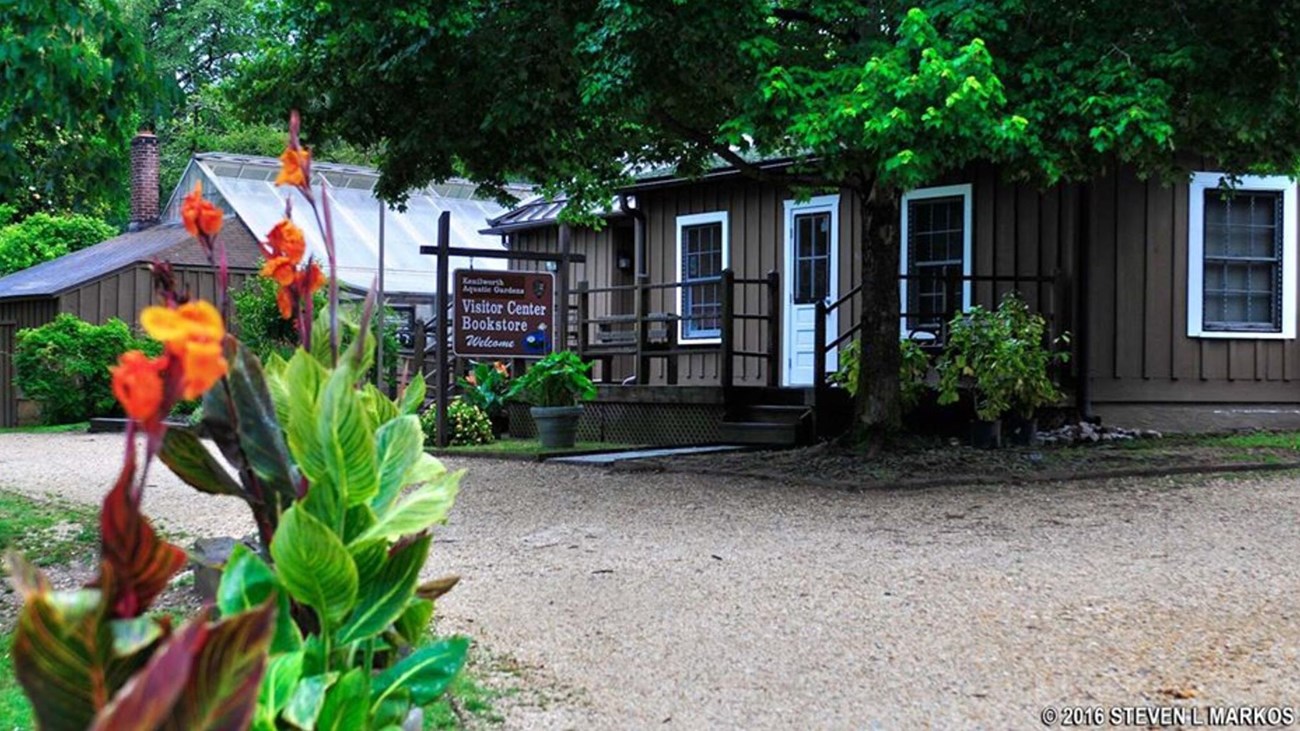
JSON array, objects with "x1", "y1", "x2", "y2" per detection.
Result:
[
  {"x1": 233, "y1": 276, "x2": 399, "y2": 386},
  {"x1": 506, "y1": 351, "x2": 595, "y2": 407},
  {"x1": 422, "y1": 399, "x2": 495, "y2": 446},
  {"x1": 831, "y1": 337, "x2": 932, "y2": 409},
  {"x1": 935, "y1": 293, "x2": 1069, "y2": 421},
  {"x1": 232, "y1": 276, "x2": 309, "y2": 362},
  {"x1": 13, "y1": 314, "x2": 159, "y2": 423},
  {"x1": 457, "y1": 361, "x2": 511, "y2": 418},
  {"x1": 0, "y1": 213, "x2": 116, "y2": 276}
]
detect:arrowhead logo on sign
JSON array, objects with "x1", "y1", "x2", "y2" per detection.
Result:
[{"x1": 452, "y1": 269, "x2": 555, "y2": 357}]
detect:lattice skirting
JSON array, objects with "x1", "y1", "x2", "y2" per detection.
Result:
[{"x1": 507, "y1": 401, "x2": 725, "y2": 445}]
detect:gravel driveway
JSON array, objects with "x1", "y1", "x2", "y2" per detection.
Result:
[{"x1": 3, "y1": 431, "x2": 1299, "y2": 729}]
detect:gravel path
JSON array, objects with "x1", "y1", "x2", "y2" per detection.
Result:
[{"x1": 3, "y1": 432, "x2": 1299, "y2": 729}]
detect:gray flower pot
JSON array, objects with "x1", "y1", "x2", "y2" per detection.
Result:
[{"x1": 530, "y1": 405, "x2": 583, "y2": 448}]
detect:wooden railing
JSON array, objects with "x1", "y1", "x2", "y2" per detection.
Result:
[{"x1": 574, "y1": 269, "x2": 781, "y2": 388}]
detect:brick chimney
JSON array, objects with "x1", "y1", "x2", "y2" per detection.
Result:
[{"x1": 128, "y1": 128, "x2": 160, "y2": 231}]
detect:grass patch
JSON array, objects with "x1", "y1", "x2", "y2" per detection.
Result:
[
  {"x1": 0, "y1": 490, "x2": 97, "y2": 567},
  {"x1": 0, "y1": 631, "x2": 32, "y2": 730},
  {"x1": 0, "y1": 422, "x2": 88, "y2": 435},
  {"x1": 424, "y1": 671, "x2": 507, "y2": 729},
  {"x1": 435, "y1": 438, "x2": 640, "y2": 456}
]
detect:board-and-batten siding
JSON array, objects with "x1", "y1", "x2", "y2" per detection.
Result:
[
  {"x1": 0, "y1": 264, "x2": 251, "y2": 426},
  {"x1": 0, "y1": 298, "x2": 58, "y2": 427},
  {"x1": 56, "y1": 265, "x2": 248, "y2": 327},
  {"x1": 508, "y1": 166, "x2": 1076, "y2": 387},
  {"x1": 1086, "y1": 167, "x2": 1300, "y2": 404},
  {"x1": 632, "y1": 168, "x2": 1075, "y2": 386}
]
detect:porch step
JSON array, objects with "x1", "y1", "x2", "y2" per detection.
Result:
[
  {"x1": 717, "y1": 421, "x2": 803, "y2": 446},
  {"x1": 729, "y1": 404, "x2": 812, "y2": 424}
]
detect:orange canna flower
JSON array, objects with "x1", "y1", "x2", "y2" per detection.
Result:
[
  {"x1": 275, "y1": 148, "x2": 311, "y2": 188},
  {"x1": 260, "y1": 256, "x2": 298, "y2": 286},
  {"x1": 465, "y1": 372, "x2": 477, "y2": 386},
  {"x1": 140, "y1": 300, "x2": 228, "y2": 398},
  {"x1": 265, "y1": 220, "x2": 306, "y2": 263},
  {"x1": 111, "y1": 351, "x2": 166, "y2": 423},
  {"x1": 494, "y1": 362, "x2": 508, "y2": 376},
  {"x1": 181, "y1": 182, "x2": 223, "y2": 239},
  {"x1": 276, "y1": 287, "x2": 294, "y2": 320},
  {"x1": 178, "y1": 340, "x2": 227, "y2": 400},
  {"x1": 304, "y1": 261, "x2": 326, "y2": 293}
]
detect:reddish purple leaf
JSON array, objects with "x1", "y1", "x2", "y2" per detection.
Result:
[
  {"x1": 160, "y1": 599, "x2": 277, "y2": 731},
  {"x1": 98, "y1": 450, "x2": 188, "y2": 618},
  {"x1": 90, "y1": 615, "x2": 209, "y2": 731}
]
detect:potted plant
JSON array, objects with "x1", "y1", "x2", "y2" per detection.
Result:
[
  {"x1": 458, "y1": 360, "x2": 512, "y2": 436},
  {"x1": 937, "y1": 294, "x2": 1069, "y2": 448},
  {"x1": 936, "y1": 303, "x2": 1015, "y2": 448},
  {"x1": 507, "y1": 350, "x2": 596, "y2": 448},
  {"x1": 998, "y1": 296, "x2": 1070, "y2": 446}
]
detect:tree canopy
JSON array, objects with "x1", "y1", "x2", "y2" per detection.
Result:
[
  {"x1": 215, "y1": 0, "x2": 1300, "y2": 434},
  {"x1": 0, "y1": 0, "x2": 157, "y2": 219}
]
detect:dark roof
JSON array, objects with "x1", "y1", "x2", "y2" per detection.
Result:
[
  {"x1": 481, "y1": 196, "x2": 571, "y2": 235},
  {"x1": 482, "y1": 154, "x2": 802, "y2": 235},
  {"x1": 0, "y1": 216, "x2": 263, "y2": 300}
]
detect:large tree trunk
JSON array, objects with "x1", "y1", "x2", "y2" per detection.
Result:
[{"x1": 853, "y1": 181, "x2": 903, "y2": 447}]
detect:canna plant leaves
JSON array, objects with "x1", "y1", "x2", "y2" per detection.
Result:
[
  {"x1": 337, "y1": 534, "x2": 430, "y2": 644},
  {"x1": 318, "y1": 362, "x2": 379, "y2": 508},
  {"x1": 216, "y1": 543, "x2": 302, "y2": 654},
  {"x1": 6, "y1": 554, "x2": 150, "y2": 731},
  {"x1": 415, "y1": 575, "x2": 460, "y2": 602},
  {"x1": 159, "y1": 602, "x2": 276, "y2": 731},
  {"x1": 374, "y1": 415, "x2": 424, "y2": 511},
  {"x1": 109, "y1": 616, "x2": 166, "y2": 657},
  {"x1": 283, "y1": 348, "x2": 329, "y2": 488},
  {"x1": 158, "y1": 428, "x2": 244, "y2": 498},
  {"x1": 315, "y1": 668, "x2": 370, "y2": 731},
  {"x1": 99, "y1": 452, "x2": 188, "y2": 618},
  {"x1": 352, "y1": 468, "x2": 463, "y2": 545},
  {"x1": 89, "y1": 618, "x2": 207, "y2": 731},
  {"x1": 200, "y1": 337, "x2": 300, "y2": 516},
  {"x1": 371, "y1": 635, "x2": 470, "y2": 708},
  {"x1": 282, "y1": 673, "x2": 337, "y2": 730},
  {"x1": 396, "y1": 372, "x2": 426, "y2": 416},
  {"x1": 393, "y1": 599, "x2": 435, "y2": 647},
  {"x1": 256, "y1": 651, "x2": 303, "y2": 727},
  {"x1": 269, "y1": 505, "x2": 358, "y2": 624},
  {"x1": 361, "y1": 382, "x2": 400, "y2": 427}
]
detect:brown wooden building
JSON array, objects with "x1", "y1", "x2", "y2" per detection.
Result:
[
  {"x1": 0, "y1": 221, "x2": 261, "y2": 426},
  {"x1": 484, "y1": 161, "x2": 1300, "y2": 439}
]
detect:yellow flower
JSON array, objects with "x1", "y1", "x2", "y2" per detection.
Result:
[{"x1": 141, "y1": 300, "x2": 228, "y2": 399}]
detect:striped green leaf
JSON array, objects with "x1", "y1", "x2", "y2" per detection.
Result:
[
  {"x1": 337, "y1": 534, "x2": 430, "y2": 644},
  {"x1": 353, "y1": 468, "x2": 462, "y2": 545},
  {"x1": 371, "y1": 636, "x2": 470, "y2": 708},
  {"x1": 269, "y1": 505, "x2": 358, "y2": 624}
]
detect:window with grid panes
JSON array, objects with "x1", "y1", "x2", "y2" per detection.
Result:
[
  {"x1": 681, "y1": 220, "x2": 723, "y2": 338},
  {"x1": 906, "y1": 195, "x2": 966, "y2": 332},
  {"x1": 1201, "y1": 190, "x2": 1283, "y2": 332}
]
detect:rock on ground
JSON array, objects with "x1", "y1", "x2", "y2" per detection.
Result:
[{"x1": 2, "y1": 432, "x2": 1298, "y2": 729}]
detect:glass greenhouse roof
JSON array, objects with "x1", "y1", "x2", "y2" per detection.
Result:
[{"x1": 163, "y1": 153, "x2": 529, "y2": 297}]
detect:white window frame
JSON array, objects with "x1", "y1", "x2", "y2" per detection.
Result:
[
  {"x1": 675, "y1": 210, "x2": 730, "y2": 344},
  {"x1": 898, "y1": 184, "x2": 973, "y2": 339},
  {"x1": 1187, "y1": 172, "x2": 1297, "y2": 339}
]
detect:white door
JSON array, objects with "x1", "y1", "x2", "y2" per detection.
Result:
[{"x1": 783, "y1": 195, "x2": 839, "y2": 386}]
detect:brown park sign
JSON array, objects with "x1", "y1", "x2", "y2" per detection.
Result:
[{"x1": 452, "y1": 269, "x2": 554, "y2": 358}]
